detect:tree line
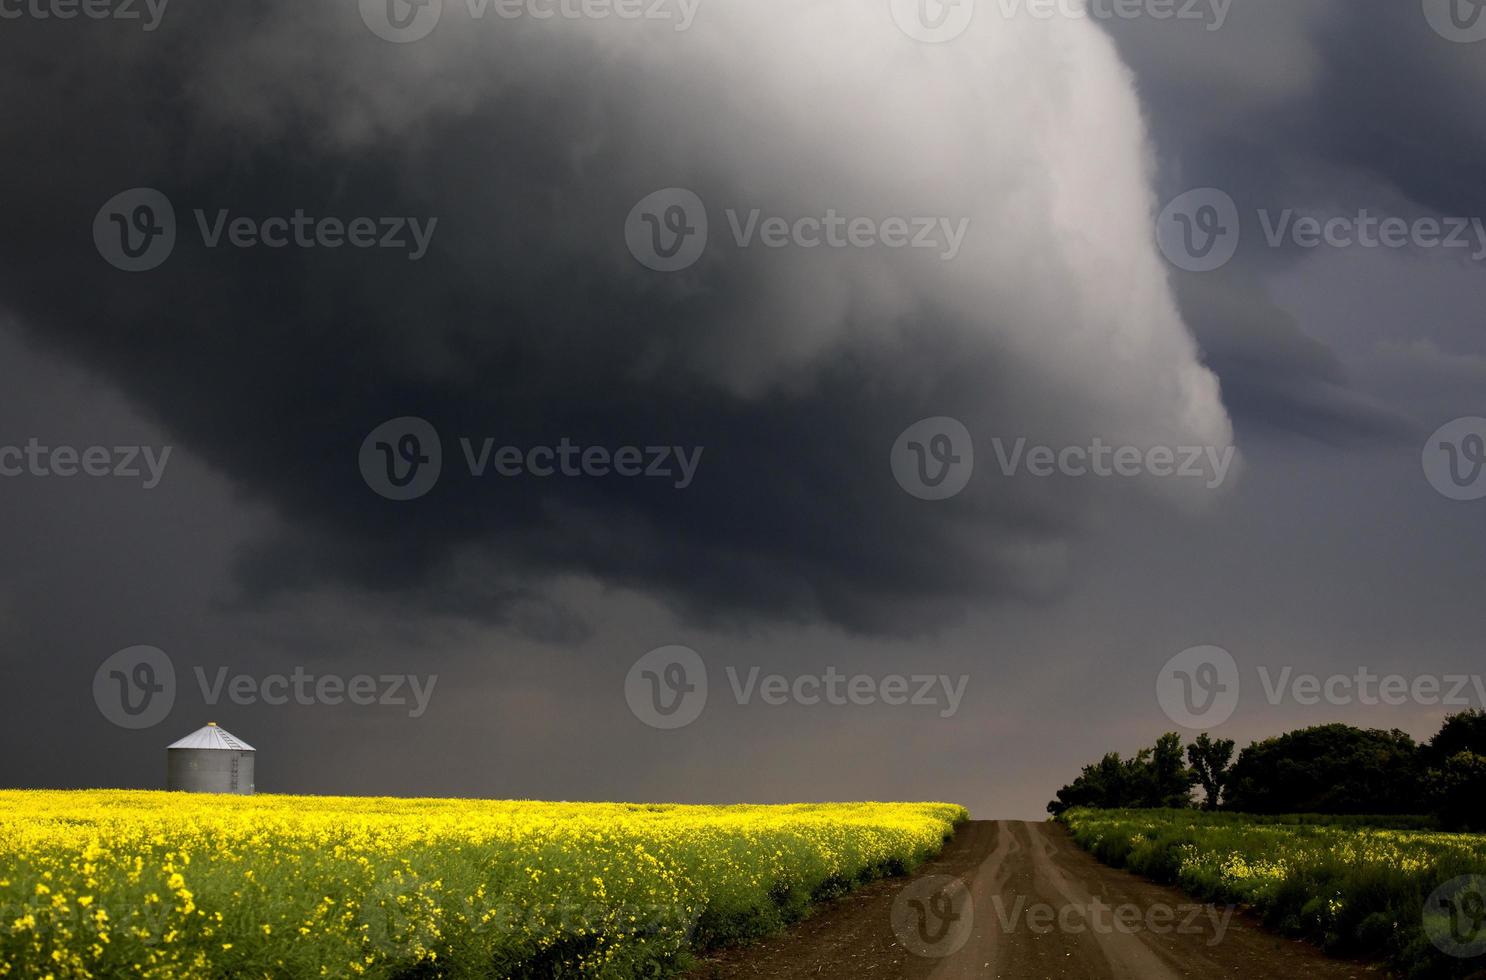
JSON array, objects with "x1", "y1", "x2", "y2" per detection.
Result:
[{"x1": 1046, "y1": 710, "x2": 1486, "y2": 830}]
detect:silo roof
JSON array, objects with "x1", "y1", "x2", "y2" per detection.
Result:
[{"x1": 166, "y1": 723, "x2": 256, "y2": 751}]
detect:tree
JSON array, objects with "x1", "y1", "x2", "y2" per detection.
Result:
[
  {"x1": 1142, "y1": 733, "x2": 1198, "y2": 808},
  {"x1": 1223, "y1": 724, "x2": 1423, "y2": 814},
  {"x1": 1186, "y1": 733, "x2": 1235, "y2": 811},
  {"x1": 1046, "y1": 734, "x2": 1194, "y2": 814},
  {"x1": 1425, "y1": 751, "x2": 1486, "y2": 831},
  {"x1": 1420, "y1": 712, "x2": 1486, "y2": 830},
  {"x1": 1424, "y1": 709, "x2": 1486, "y2": 764},
  {"x1": 1050, "y1": 715, "x2": 1482, "y2": 821},
  {"x1": 1047, "y1": 753, "x2": 1131, "y2": 815}
]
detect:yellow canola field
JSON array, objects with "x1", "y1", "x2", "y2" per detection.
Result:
[{"x1": 0, "y1": 791, "x2": 966, "y2": 980}]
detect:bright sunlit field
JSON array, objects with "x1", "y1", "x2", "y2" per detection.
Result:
[{"x1": 0, "y1": 791, "x2": 965, "y2": 979}]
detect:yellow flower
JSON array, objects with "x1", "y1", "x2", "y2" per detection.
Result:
[{"x1": 0, "y1": 790, "x2": 968, "y2": 978}]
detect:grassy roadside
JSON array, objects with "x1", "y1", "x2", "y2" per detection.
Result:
[{"x1": 1057, "y1": 808, "x2": 1486, "y2": 980}]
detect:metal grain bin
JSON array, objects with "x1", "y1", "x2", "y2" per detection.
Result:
[{"x1": 166, "y1": 722, "x2": 255, "y2": 794}]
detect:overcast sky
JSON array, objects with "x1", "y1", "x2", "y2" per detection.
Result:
[{"x1": 1, "y1": 0, "x2": 1482, "y2": 819}]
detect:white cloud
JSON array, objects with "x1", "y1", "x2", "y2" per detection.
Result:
[{"x1": 195, "y1": 0, "x2": 1234, "y2": 483}]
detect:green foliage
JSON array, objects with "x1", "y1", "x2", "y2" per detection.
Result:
[
  {"x1": 1425, "y1": 752, "x2": 1486, "y2": 833},
  {"x1": 1145, "y1": 733, "x2": 1197, "y2": 808},
  {"x1": 1186, "y1": 733, "x2": 1236, "y2": 811},
  {"x1": 1058, "y1": 808, "x2": 1486, "y2": 980},
  {"x1": 1046, "y1": 733, "x2": 1197, "y2": 815},
  {"x1": 1049, "y1": 714, "x2": 1486, "y2": 829},
  {"x1": 1420, "y1": 712, "x2": 1486, "y2": 831},
  {"x1": 1426, "y1": 710, "x2": 1486, "y2": 764},
  {"x1": 1224, "y1": 724, "x2": 1425, "y2": 815}
]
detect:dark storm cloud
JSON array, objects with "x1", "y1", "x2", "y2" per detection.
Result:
[
  {"x1": 1309, "y1": 4, "x2": 1486, "y2": 219},
  {"x1": 1098, "y1": 0, "x2": 1486, "y2": 445},
  {"x1": 0, "y1": 2, "x2": 1232, "y2": 636},
  {"x1": 0, "y1": 3, "x2": 1481, "y2": 820},
  {"x1": 1173, "y1": 273, "x2": 1420, "y2": 447},
  {"x1": 1106, "y1": 0, "x2": 1486, "y2": 217}
]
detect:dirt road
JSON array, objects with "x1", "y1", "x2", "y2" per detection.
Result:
[{"x1": 688, "y1": 821, "x2": 1377, "y2": 979}]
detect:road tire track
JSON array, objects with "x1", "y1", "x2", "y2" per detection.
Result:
[{"x1": 688, "y1": 820, "x2": 1378, "y2": 980}]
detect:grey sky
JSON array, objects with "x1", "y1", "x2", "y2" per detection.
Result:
[{"x1": 0, "y1": 0, "x2": 1481, "y2": 819}]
